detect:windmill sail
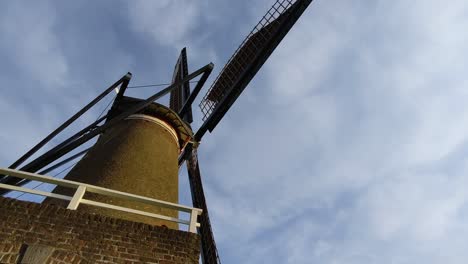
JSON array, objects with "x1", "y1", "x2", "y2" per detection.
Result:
[
  {"x1": 170, "y1": 48, "x2": 193, "y2": 123},
  {"x1": 0, "y1": 1, "x2": 315, "y2": 263},
  {"x1": 169, "y1": 49, "x2": 221, "y2": 264},
  {"x1": 187, "y1": 149, "x2": 221, "y2": 264},
  {"x1": 198, "y1": 0, "x2": 312, "y2": 134}
]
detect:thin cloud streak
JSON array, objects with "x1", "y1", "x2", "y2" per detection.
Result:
[
  {"x1": 199, "y1": 0, "x2": 468, "y2": 263},
  {"x1": 1, "y1": 1, "x2": 468, "y2": 263}
]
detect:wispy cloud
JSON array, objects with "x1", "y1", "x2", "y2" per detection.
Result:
[
  {"x1": 2, "y1": 0, "x2": 468, "y2": 263},
  {"x1": 199, "y1": 0, "x2": 468, "y2": 263},
  {"x1": 128, "y1": 0, "x2": 200, "y2": 48},
  {"x1": 0, "y1": 1, "x2": 68, "y2": 88}
]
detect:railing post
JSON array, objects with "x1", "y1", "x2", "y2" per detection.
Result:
[
  {"x1": 67, "y1": 185, "x2": 86, "y2": 210},
  {"x1": 0, "y1": 167, "x2": 207, "y2": 231},
  {"x1": 189, "y1": 209, "x2": 202, "y2": 233}
]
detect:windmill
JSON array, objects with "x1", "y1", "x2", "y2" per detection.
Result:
[{"x1": 0, "y1": 0, "x2": 313, "y2": 263}]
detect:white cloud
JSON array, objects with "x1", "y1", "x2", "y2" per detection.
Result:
[
  {"x1": 2, "y1": 0, "x2": 468, "y2": 263},
  {"x1": 200, "y1": 0, "x2": 468, "y2": 263},
  {"x1": 127, "y1": 0, "x2": 200, "y2": 48},
  {"x1": 0, "y1": 1, "x2": 114, "y2": 170},
  {"x1": 0, "y1": 1, "x2": 68, "y2": 88},
  {"x1": 0, "y1": 96, "x2": 61, "y2": 164},
  {"x1": 126, "y1": 0, "x2": 226, "y2": 69}
]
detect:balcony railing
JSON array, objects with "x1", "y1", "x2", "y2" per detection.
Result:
[{"x1": 0, "y1": 167, "x2": 202, "y2": 233}]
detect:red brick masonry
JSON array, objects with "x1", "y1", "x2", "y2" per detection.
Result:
[{"x1": 0, "y1": 197, "x2": 200, "y2": 264}]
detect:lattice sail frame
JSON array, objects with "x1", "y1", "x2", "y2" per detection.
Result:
[{"x1": 199, "y1": 0, "x2": 303, "y2": 121}]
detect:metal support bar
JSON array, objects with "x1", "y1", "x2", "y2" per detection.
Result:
[
  {"x1": 114, "y1": 75, "x2": 131, "y2": 104},
  {"x1": 170, "y1": 48, "x2": 194, "y2": 123},
  {"x1": 189, "y1": 208, "x2": 202, "y2": 233},
  {"x1": 186, "y1": 148, "x2": 221, "y2": 263},
  {"x1": 10, "y1": 147, "x2": 91, "y2": 189},
  {"x1": 23, "y1": 64, "x2": 212, "y2": 171},
  {"x1": 8, "y1": 73, "x2": 131, "y2": 170},
  {"x1": 178, "y1": 66, "x2": 213, "y2": 119},
  {"x1": 0, "y1": 64, "x2": 213, "y2": 195},
  {"x1": 39, "y1": 147, "x2": 90, "y2": 175},
  {"x1": 67, "y1": 185, "x2": 86, "y2": 210},
  {"x1": 57, "y1": 114, "x2": 108, "y2": 149},
  {"x1": 0, "y1": 114, "x2": 107, "y2": 187},
  {"x1": 178, "y1": 141, "x2": 192, "y2": 167}
]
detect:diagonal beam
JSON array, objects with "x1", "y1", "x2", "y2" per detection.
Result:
[
  {"x1": 0, "y1": 63, "x2": 213, "y2": 194},
  {"x1": 186, "y1": 146, "x2": 221, "y2": 264},
  {"x1": 0, "y1": 114, "x2": 107, "y2": 186},
  {"x1": 7, "y1": 73, "x2": 132, "y2": 170},
  {"x1": 178, "y1": 66, "x2": 213, "y2": 119}
]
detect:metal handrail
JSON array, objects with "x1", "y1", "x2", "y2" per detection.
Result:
[{"x1": 0, "y1": 167, "x2": 202, "y2": 233}]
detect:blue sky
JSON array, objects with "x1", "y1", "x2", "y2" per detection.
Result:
[{"x1": 2, "y1": 0, "x2": 468, "y2": 263}]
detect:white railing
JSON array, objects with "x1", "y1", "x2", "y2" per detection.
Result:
[{"x1": 0, "y1": 167, "x2": 202, "y2": 233}]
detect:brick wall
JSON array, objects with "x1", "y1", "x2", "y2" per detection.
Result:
[{"x1": 0, "y1": 197, "x2": 200, "y2": 263}]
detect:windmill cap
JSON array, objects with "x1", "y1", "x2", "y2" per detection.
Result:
[{"x1": 110, "y1": 96, "x2": 193, "y2": 149}]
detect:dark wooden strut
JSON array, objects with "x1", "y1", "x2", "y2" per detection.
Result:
[
  {"x1": 170, "y1": 48, "x2": 193, "y2": 123},
  {"x1": 186, "y1": 147, "x2": 221, "y2": 264},
  {"x1": 0, "y1": 63, "x2": 213, "y2": 195},
  {"x1": 38, "y1": 147, "x2": 90, "y2": 175},
  {"x1": 7, "y1": 73, "x2": 131, "y2": 171},
  {"x1": 170, "y1": 49, "x2": 221, "y2": 264},
  {"x1": 1, "y1": 147, "x2": 91, "y2": 189},
  {"x1": 0, "y1": 114, "x2": 107, "y2": 188},
  {"x1": 185, "y1": 1, "x2": 314, "y2": 261},
  {"x1": 0, "y1": 73, "x2": 131, "y2": 187},
  {"x1": 183, "y1": 151, "x2": 222, "y2": 264},
  {"x1": 178, "y1": 67, "x2": 213, "y2": 120},
  {"x1": 1, "y1": 2, "x2": 315, "y2": 263}
]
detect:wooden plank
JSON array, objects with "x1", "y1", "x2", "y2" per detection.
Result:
[
  {"x1": 0, "y1": 167, "x2": 202, "y2": 229},
  {"x1": 80, "y1": 199, "x2": 190, "y2": 225},
  {"x1": 67, "y1": 185, "x2": 86, "y2": 210},
  {"x1": 0, "y1": 183, "x2": 72, "y2": 201}
]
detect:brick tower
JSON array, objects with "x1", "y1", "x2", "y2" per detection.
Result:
[
  {"x1": 46, "y1": 99, "x2": 193, "y2": 229},
  {"x1": 0, "y1": 1, "x2": 314, "y2": 263},
  {"x1": 0, "y1": 101, "x2": 202, "y2": 263}
]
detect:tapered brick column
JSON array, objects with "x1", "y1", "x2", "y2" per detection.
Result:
[{"x1": 46, "y1": 99, "x2": 192, "y2": 229}]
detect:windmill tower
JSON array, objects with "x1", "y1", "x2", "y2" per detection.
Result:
[{"x1": 0, "y1": 0, "x2": 312, "y2": 263}]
